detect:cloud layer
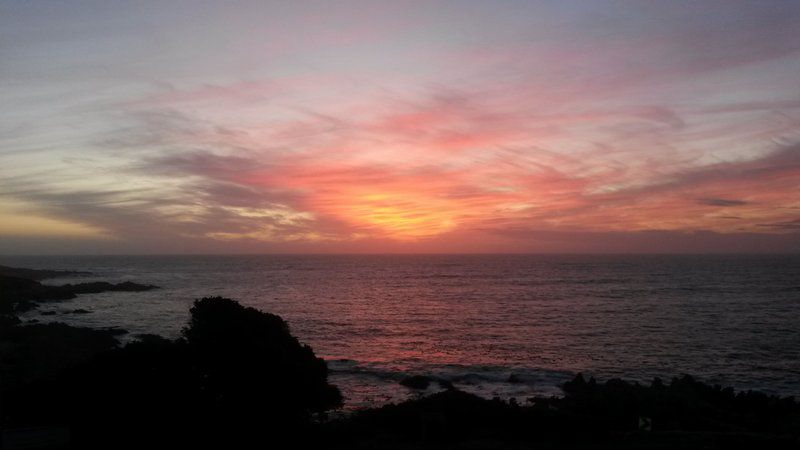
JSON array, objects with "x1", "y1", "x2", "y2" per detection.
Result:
[{"x1": 1, "y1": 1, "x2": 799, "y2": 253}]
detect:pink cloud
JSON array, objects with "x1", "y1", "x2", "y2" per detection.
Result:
[{"x1": 116, "y1": 66, "x2": 799, "y2": 246}]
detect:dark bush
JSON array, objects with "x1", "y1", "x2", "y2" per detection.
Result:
[
  {"x1": 400, "y1": 375, "x2": 433, "y2": 390},
  {"x1": 3, "y1": 297, "x2": 342, "y2": 449},
  {"x1": 182, "y1": 296, "x2": 342, "y2": 416}
]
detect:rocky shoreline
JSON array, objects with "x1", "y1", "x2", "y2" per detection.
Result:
[
  {"x1": 1, "y1": 265, "x2": 798, "y2": 449},
  {"x1": 0, "y1": 265, "x2": 158, "y2": 315}
]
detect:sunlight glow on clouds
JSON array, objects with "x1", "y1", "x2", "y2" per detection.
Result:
[
  {"x1": 1, "y1": 0, "x2": 799, "y2": 253},
  {"x1": 0, "y1": 200, "x2": 110, "y2": 238}
]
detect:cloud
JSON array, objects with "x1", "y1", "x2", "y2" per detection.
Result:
[
  {"x1": 7, "y1": 90, "x2": 799, "y2": 249},
  {"x1": 759, "y1": 219, "x2": 800, "y2": 231},
  {"x1": 698, "y1": 198, "x2": 748, "y2": 207},
  {"x1": 472, "y1": 227, "x2": 800, "y2": 254},
  {"x1": 2, "y1": 0, "x2": 800, "y2": 252}
]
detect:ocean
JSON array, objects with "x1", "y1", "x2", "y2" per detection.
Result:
[{"x1": 2, "y1": 254, "x2": 799, "y2": 409}]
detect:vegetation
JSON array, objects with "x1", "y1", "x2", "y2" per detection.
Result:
[
  {"x1": 2, "y1": 295, "x2": 342, "y2": 449},
  {"x1": 326, "y1": 375, "x2": 800, "y2": 449}
]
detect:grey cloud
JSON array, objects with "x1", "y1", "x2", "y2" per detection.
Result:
[
  {"x1": 634, "y1": 106, "x2": 685, "y2": 129},
  {"x1": 600, "y1": 142, "x2": 800, "y2": 202},
  {"x1": 94, "y1": 109, "x2": 202, "y2": 151},
  {"x1": 139, "y1": 150, "x2": 264, "y2": 181},
  {"x1": 0, "y1": 161, "x2": 319, "y2": 248},
  {"x1": 758, "y1": 219, "x2": 800, "y2": 231},
  {"x1": 698, "y1": 198, "x2": 748, "y2": 207}
]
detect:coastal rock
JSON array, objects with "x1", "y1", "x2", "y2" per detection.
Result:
[
  {"x1": 0, "y1": 275, "x2": 76, "y2": 312},
  {"x1": 400, "y1": 375, "x2": 455, "y2": 390},
  {"x1": 437, "y1": 378, "x2": 455, "y2": 390},
  {"x1": 400, "y1": 375, "x2": 433, "y2": 389},
  {"x1": 0, "y1": 266, "x2": 159, "y2": 318},
  {"x1": 101, "y1": 327, "x2": 129, "y2": 336},
  {"x1": 0, "y1": 265, "x2": 91, "y2": 281},
  {"x1": 60, "y1": 281, "x2": 159, "y2": 294}
]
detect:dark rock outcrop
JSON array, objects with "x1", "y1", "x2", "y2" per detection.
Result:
[
  {"x1": 400, "y1": 375, "x2": 455, "y2": 391},
  {"x1": 59, "y1": 281, "x2": 158, "y2": 294},
  {"x1": 0, "y1": 265, "x2": 91, "y2": 280},
  {"x1": 0, "y1": 275, "x2": 74, "y2": 301},
  {"x1": 508, "y1": 373, "x2": 523, "y2": 384},
  {"x1": 0, "y1": 268, "x2": 158, "y2": 316},
  {"x1": 400, "y1": 375, "x2": 433, "y2": 389}
]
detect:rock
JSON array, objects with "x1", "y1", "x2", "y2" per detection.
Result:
[
  {"x1": 0, "y1": 275, "x2": 75, "y2": 312},
  {"x1": 437, "y1": 378, "x2": 456, "y2": 390},
  {"x1": 0, "y1": 265, "x2": 91, "y2": 281},
  {"x1": 133, "y1": 333, "x2": 170, "y2": 344},
  {"x1": 61, "y1": 281, "x2": 159, "y2": 294},
  {"x1": 508, "y1": 373, "x2": 522, "y2": 384},
  {"x1": 0, "y1": 264, "x2": 158, "y2": 327},
  {"x1": 102, "y1": 327, "x2": 129, "y2": 336},
  {"x1": 400, "y1": 375, "x2": 433, "y2": 390}
]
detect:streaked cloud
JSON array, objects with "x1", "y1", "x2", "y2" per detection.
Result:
[{"x1": 1, "y1": 0, "x2": 799, "y2": 253}]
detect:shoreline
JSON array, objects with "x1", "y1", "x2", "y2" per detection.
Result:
[
  {"x1": 2, "y1": 265, "x2": 799, "y2": 448},
  {"x1": 3, "y1": 262, "x2": 799, "y2": 406}
]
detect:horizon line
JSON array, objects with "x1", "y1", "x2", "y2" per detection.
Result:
[{"x1": 2, "y1": 251, "x2": 800, "y2": 258}]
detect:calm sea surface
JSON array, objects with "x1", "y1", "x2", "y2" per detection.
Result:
[{"x1": 2, "y1": 254, "x2": 799, "y2": 408}]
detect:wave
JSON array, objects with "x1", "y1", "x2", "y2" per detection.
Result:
[{"x1": 326, "y1": 359, "x2": 573, "y2": 392}]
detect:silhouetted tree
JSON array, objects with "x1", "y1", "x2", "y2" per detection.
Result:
[
  {"x1": 4, "y1": 297, "x2": 341, "y2": 449},
  {"x1": 182, "y1": 296, "x2": 342, "y2": 417}
]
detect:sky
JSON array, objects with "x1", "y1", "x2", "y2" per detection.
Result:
[{"x1": 1, "y1": 0, "x2": 799, "y2": 254}]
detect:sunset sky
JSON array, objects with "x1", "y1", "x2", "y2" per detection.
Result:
[{"x1": 1, "y1": 0, "x2": 799, "y2": 253}]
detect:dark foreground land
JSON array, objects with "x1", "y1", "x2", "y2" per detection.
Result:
[{"x1": 0, "y1": 266, "x2": 798, "y2": 449}]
